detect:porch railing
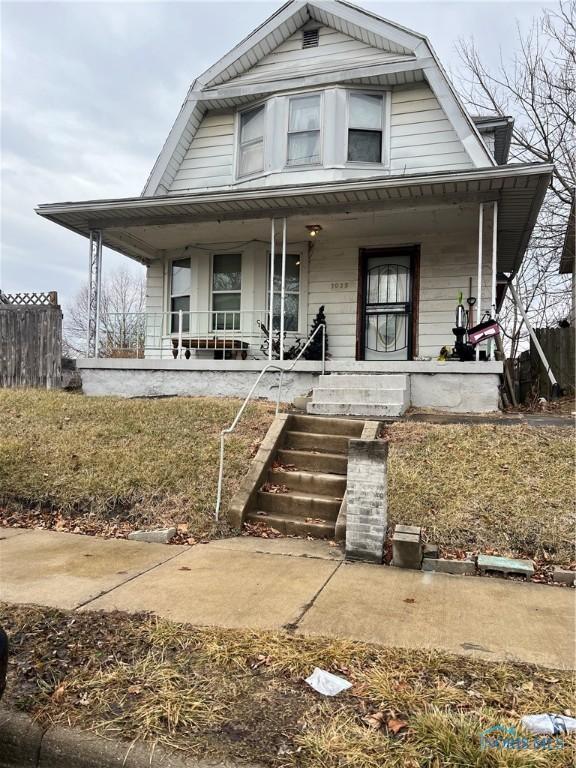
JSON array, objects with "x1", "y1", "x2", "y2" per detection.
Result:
[
  {"x1": 214, "y1": 323, "x2": 326, "y2": 521},
  {"x1": 97, "y1": 310, "x2": 291, "y2": 360}
]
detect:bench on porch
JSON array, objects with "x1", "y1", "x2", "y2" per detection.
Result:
[{"x1": 171, "y1": 337, "x2": 250, "y2": 360}]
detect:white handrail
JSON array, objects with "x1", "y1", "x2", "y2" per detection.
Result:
[{"x1": 214, "y1": 323, "x2": 326, "y2": 520}]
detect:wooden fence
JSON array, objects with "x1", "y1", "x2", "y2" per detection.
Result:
[
  {"x1": 0, "y1": 294, "x2": 63, "y2": 389},
  {"x1": 532, "y1": 326, "x2": 575, "y2": 398}
]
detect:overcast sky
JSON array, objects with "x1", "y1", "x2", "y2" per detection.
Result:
[{"x1": 1, "y1": 0, "x2": 554, "y2": 309}]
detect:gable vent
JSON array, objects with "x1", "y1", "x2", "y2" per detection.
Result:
[{"x1": 302, "y1": 29, "x2": 319, "y2": 48}]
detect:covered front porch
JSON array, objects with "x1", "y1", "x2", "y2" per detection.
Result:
[{"x1": 36, "y1": 163, "x2": 551, "y2": 411}]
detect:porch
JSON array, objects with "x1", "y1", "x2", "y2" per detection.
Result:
[{"x1": 36, "y1": 163, "x2": 551, "y2": 411}]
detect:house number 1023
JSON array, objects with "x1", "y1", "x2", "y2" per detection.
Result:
[{"x1": 331, "y1": 281, "x2": 349, "y2": 290}]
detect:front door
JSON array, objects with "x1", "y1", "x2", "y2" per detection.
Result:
[{"x1": 359, "y1": 248, "x2": 416, "y2": 361}]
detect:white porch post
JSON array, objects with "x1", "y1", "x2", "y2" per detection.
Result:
[
  {"x1": 490, "y1": 201, "x2": 498, "y2": 360},
  {"x1": 279, "y1": 217, "x2": 287, "y2": 361},
  {"x1": 87, "y1": 229, "x2": 103, "y2": 358},
  {"x1": 268, "y1": 218, "x2": 275, "y2": 361},
  {"x1": 476, "y1": 203, "x2": 484, "y2": 361}
]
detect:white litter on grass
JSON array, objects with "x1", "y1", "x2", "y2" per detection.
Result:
[
  {"x1": 305, "y1": 667, "x2": 352, "y2": 696},
  {"x1": 521, "y1": 714, "x2": 576, "y2": 735}
]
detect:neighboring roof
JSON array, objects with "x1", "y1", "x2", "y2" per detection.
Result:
[
  {"x1": 559, "y1": 192, "x2": 575, "y2": 274},
  {"x1": 37, "y1": 163, "x2": 552, "y2": 275},
  {"x1": 142, "y1": 0, "x2": 495, "y2": 197},
  {"x1": 472, "y1": 115, "x2": 514, "y2": 165}
]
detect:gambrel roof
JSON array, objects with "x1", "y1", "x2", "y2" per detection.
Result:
[{"x1": 142, "y1": 0, "x2": 495, "y2": 197}]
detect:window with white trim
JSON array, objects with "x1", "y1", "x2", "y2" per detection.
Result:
[
  {"x1": 287, "y1": 94, "x2": 321, "y2": 166},
  {"x1": 268, "y1": 253, "x2": 301, "y2": 331},
  {"x1": 170, "y1": 258, "x2": 191, "y2": 333},
  {"x1": 347, "y1": 92, "x2": 384, "y2": 163},
  {"x1": 212, "y1": 254, "x2": 242, "y2": 330},
  {"x1": 238, "y1": 105, "x2": 265, "y2": 177}
]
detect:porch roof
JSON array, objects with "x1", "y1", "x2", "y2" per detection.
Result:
[{"x1": 36, "y1": 162, "x2": 552, "y2": 273}]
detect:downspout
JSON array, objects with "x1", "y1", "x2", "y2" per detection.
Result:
[{"x1": 508, "y1": 281, "x2": 561, "y2": 398}]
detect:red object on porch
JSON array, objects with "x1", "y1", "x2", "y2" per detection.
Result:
[{"x1": 468, "y1": 319, "x2": 500, "y2": 345}]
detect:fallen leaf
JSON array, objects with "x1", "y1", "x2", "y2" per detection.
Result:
[
  {"x1": 178, "y1": 566, "x2": 192, "y2": 571},
  {"x1": 403, "y1": 598, "x2": 416, "y2": 604},
  {"x1": 52, "y1": 685, "x2": 66, "y2": 702},
  {"x1": 521, "y1": 681, "x2": 534, "y2": 692},
  {"x1": 387, "y1": 718, "x2": 408, "y2": 735},
  {"x1": 363, "y1": 711, "x2": 385, "y2": 730}
]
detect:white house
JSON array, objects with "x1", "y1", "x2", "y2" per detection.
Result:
[{"x1": 37, "y1": 0, "x2": 552, "y2": 413}]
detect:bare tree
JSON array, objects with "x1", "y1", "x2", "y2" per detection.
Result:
[
  {"x1": 457, "y1": 1, "x2": 575, "y2": 356},
  {"x1": 64, "y1": 267, "x2": 146, "y2": 358}
]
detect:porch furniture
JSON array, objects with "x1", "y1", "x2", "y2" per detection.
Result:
[{"x1": 171, "y1": 337, "x2": 249, "y2": 360}]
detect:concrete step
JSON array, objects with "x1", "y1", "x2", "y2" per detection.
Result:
[
  {"x1": 312, "y1": 387, "x2": 408, "y2": 405},
  {"x1": 308, "y1": 402, "x2": 407, "y2": 418},
  {"x1": 268, "y1": 468, "x2": 346, "y2": 497},
  {"x1": 245, "y1": 510, "x2": 335, "y2": 538},
  {"x1": 276, "y1": 448, "x2": 347, "y2": 475},
  {"x1": 284, "y1": 430, "x2": 349, "y2": 455},
  {"x1": 257, "y1": 490, "x2": 341, "y2": 521},
  {"x1": 318, "y1": 374, "x2": 408, "y2": 390},
  {"x1": 290, "y1": 414, "x2": 364, "y2": 437}
]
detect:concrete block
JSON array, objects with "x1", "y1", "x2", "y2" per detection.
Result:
[
  {"x1": 422, "y1": 558, "x2": 476, "y2": 575},
  {"x1": 0, "y1": 708, "x2": 46, "y2": 768},
  {"x1": 423, "y1": 543, "x2": 439, "y2": 559},
  {"x1": 552, "y1": 567, "x2": 575, "y2": 586},
  {"x1": 392, "y1": 532, "x2": 422, "y2": 569},
  {"x1": 127, "y1": 527, "x2": 176, "y2": 544},
  {"x1": 395, "y1": 524, "x2": 422, "y2": 537},
  {"x1": 477, "y1": 554, "x2": 534, "y2": 578}
]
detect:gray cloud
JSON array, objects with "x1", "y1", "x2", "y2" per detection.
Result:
[{"x1": 1, "y1": 0, "x2": 553, "y2": 309}]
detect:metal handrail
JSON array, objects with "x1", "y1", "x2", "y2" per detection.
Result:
[{"x1": 214, "y1": 323, "x2": 326, "y2": 520}]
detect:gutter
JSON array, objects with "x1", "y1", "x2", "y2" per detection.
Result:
[{"x1": 36, "y1": 163, "x2": 554, "y2": 217}]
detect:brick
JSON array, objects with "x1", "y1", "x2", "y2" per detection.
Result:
[
  {"x1": 127, "y1": 527, "x2": 176, "y2": 544},
  {"x1": 422, "y1": 558, "x2": 476, "y2": 575},
  {"x1": 392, "y1": 532, "x2": 422, "y2": 569},
  {"x1": 345, "y1": 439, "x2": 388, "y2": 564},
  {"x1": 552, "y1": 567, "x2": 575, "y2": 586},
  {"x1": 477, "y1": 554, "x2": 534, "y2": 579}
]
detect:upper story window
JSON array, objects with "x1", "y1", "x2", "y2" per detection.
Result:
[
  {"x1": 238, "y1": 105, "x2": 265, "y2": 177},
  {"x1": 348, "y1": 92, "x2": 384, "y2": 163},
  {"x1": 287, "y1": 94, "x2": 321, "y2": 166},
  {"x1": 170, "y1": 258, "x2": 191, "y2": 332}
]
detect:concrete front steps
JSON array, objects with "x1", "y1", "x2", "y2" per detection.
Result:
[
  {"x1": 245, "y1": 415, "x2": 363, "y2": 539},
  {"x1": 307, "y1": 374, "x2": 410, "y2": 418}
]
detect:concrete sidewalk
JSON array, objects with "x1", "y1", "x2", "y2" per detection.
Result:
[{"x1": 1, "y1": 527, "x2": 573, "y2": 669}]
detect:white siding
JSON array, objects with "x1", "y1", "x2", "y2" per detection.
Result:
[
  {"x1": 390, "y1": 84, "x2": 472, "y2": 174},
  {"x1": 144, "y1": 260, "x2": 165, "y2": 355},
  {"x1": 170, "y1": 111, "x2": 235, "y2": 192},
  {"x1": 227, "y1": 26, "x2": 410, "y2": 86}
]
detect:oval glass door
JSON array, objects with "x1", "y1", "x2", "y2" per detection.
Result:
[{"x1": 363, "y1": 253, "x2": 412, "y2": 360}]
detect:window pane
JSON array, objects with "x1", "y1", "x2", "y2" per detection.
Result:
[
  {"x1": 348, "y1": 129, "x2": 382, "y2": 162},
  {"x1": 289, "y1": 95, "x2": 320, "y2": 131},
  {"x1": 212, "y1": 293, "x2": 240, "y2": 330},
  {"x1": 171, "y1": 295, "x2": 190, "y2": 333},
  {"x1": 272, "y1": 293, "x2": 299, "y2": 332},
  {"x1": 213, "y1": 254, "x2": 241, "y2": 291},
  {"x1": 349, "y1": 93, "x2": 382, "y2": 130},
  {"x1": 240, "y1": 106, "x2": 264, "y2": 143},
  {"x1": 273, "y1": 254, "x2": 300, "y2": 292},
  {"x1": 171, "y1": 259, "x2": 190, "y2": 295},
  {"x1": 288, "y1": 131, "x2": 320, "y2": 165},
  {"x1": 239, "y1": 140, "x2": 263, "y2": 176}
]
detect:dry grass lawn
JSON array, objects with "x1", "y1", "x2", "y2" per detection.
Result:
[
  {"x1": 0, "y1": 389, "x2": 275, "y2": 538},
  {"x1": 0, "y1": 390, "x2": 574, "y2": 562},
  {"x1": 2, "y1": 604, "x2": 574, "y2": 767},
  {"x1": 386, "y1": 422, "x2": 575, "y2": 565}
]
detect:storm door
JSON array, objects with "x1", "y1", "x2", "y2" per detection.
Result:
[{"x1": 359, "y1": 249, "x2": 415, "y2": 360}]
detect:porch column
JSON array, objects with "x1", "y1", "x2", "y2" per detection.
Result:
[
  {"x1": 268, "y1": 218, "x2": 275, "y2": 361},
  {"x1": 87, "y1": 229, "x2": 103, "y2": 358},
  {"x1": 279, "y1": 217, "x2": 287, "y2": 361},
  {"x1": 476, "y1": 203, "x2": 484, "y2": 361},
  {"x1": 490, "y1": 201, "x2": 498, "y2": 360}
]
